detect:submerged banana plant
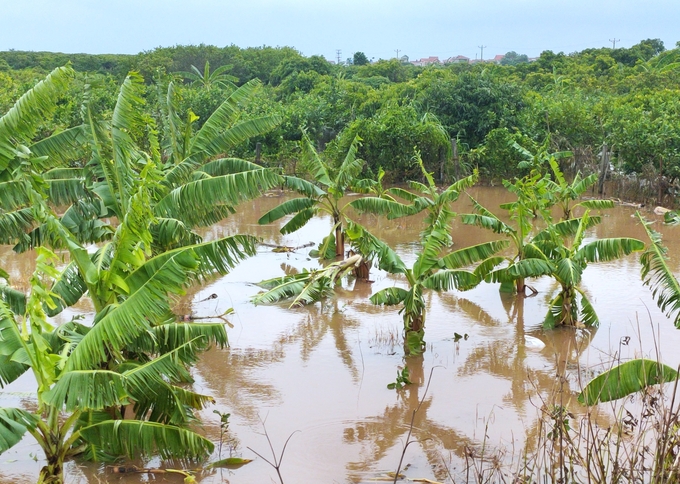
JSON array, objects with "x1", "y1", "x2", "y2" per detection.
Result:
[{"x1": 253, "y1": 254, "x2": 364, "y2": 308}]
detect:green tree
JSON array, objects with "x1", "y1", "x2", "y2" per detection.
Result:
[
  {"x1": 353, "y1": 52, "x2": 369, "y2": 66},
  {"x1": 177, "y1": 60, "x2": 238, "y2": 89}
]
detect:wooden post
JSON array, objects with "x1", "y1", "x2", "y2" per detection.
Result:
[
  {"x1": 255, "y1": 142, "x2": 262, "y2": 164},
  {"x1": 598, "y1": 143, "x2": 609, "y2": 196},
  {"x1": 658, "y1": 156, "x2": 664, "y2": 206},
  {"x1": 452, "y1": 139, "x2": 460, "y2": 181}
]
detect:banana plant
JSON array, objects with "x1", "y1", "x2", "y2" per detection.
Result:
[
  {"x1": 350, "y1": 152, "x2": 478, "y2": 245},
  {"x1": 638, "y1": 212, "x2": 680, "y2": 327},
  {"x1": 0, "y1": 66, "x2": 107, "y2": 250},
  {"x1": 579, "y1": 213, "x2": 680, "y2": 405},
  {"x1": 0, "y1": 152, "x2": 258, "y2": 482},
  {"x1": 460, "y1": 171, "x2": 556, "y2": 295},
  {"x1": 516, "y1": 211, "x2": 644, "y2": 327},
  {"x1": 252, "y1": 254, "x2": 364, "y2": 307},
  {"x1": 258, "y1": 130, "x2": 409, "y2": 260},
  {"x1": 544, "y1": 158, "x2": 614, "y2": 220},
  {"x1": 177, "y1": 60, "x2": 238, "y2": 90},
  {"x1": 348, "y1": 216, "x2": 508, "y2": 355},
  {"x1": 0, "y1": 246, "x2": 219, "y2": 484}
]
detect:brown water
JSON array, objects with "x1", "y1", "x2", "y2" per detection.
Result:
[{"x1": 2, "y1": 186, "x2": 680, "y2": 483}]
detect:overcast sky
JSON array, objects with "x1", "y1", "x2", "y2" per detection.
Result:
[{"x1": 2, "y1": 0, "x2": 679, "y2": 61}]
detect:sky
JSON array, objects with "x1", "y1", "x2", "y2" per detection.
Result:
[{"x1": 1, "y1": 0, "x2": 679, "y2": 61}]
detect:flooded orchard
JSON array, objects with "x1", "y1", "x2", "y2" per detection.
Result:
[{"x1": 2, "y1": 186, "x2": 680, "y2": 483}]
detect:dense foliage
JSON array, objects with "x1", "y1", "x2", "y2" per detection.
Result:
[{"x1": 2, "y1": 39, "x2": 679, "y2": 197}]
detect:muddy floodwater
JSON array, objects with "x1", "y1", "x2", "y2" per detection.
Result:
[{"x1": 3, "y1": 186, "x2": 680, "y2": 483}]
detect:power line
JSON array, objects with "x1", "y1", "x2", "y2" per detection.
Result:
[
  {"x1": 609, "y1": 38, "x2": 620, "y2": 49},
  {"x1": 478, "y1": 45, "x2": 487, "y2": 61},
  {"x1": 395, "y1": 48, "x2": 400, "y2": 59},
  {"x1": 336, "y1": 49, "x2": 341, "y2": 64}
]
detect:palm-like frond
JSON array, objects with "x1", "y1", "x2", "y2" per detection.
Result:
[
  {"x1": 280, "y1": 207, "x2": 316, "y2": 234},
  {"x1": 577, "y1": 287, "x2": 599, "y2": 327},
  {"x1": 460, "y1": 213, "x2": 510, "y2": 235},
  {"x1": 0, "y1": 302, "x2": 29, "y2": 387},
  {"x1": 554, "y1": 258, "x2": 584, "y2": 285},
  {"x1": 335, "y1": 135, "x2": 364, "y2": 192},
  {"x1": 299, "y1": 131, "x2": 331, "y2": 187},
  {"x1": 78, "y1": 420, "x2": 214, "y2": 460},
  {"x1": 370, "y1": 287, "x2": 409, "y2": 306},
  {"x1": 345, "y1": 221, "x2": 407, "y2": 274},
  {"x1": 386, "y1": 187, "x2": 419, "y2": 202},
  {"x1": 578, "y1": 359, "x2": 679, "y2": 405},
  {"x1": 151, "y1": 218, "x2": 202, "y2": 251},
  {"x1": 347, "y1": 197, "x2": 415, "y2": 219},
  {"x1": 0, "y1": 407, "x2": 38, "y2": 453},
  {"x1": 0, "y1": 208, "x2": 35, "y2": 245},
  {"x1": 30, "y1": 125, "x2": 88, "y2": 167},
  {"x1": 155, "y1": 169, "x2": 281, "y2": 227},
  {"x1": 252, "y1": 274, "x2": 309, "y2": 305},
  {"x1": 65, "y1": 250, "x2": 200, "y2": 371},
  {"x1": 637, "y1": 212, "x2": 680, "y2": 327},
  {"x1": 199, "y1": 157, "x2": 263, "y2": 176},
  {"x1": 283, "y1": 176, "x2": 326, "y2": 198},
  {"x1": 0, "y1": 181, "x2": 29, "y2": 211},
  {"x1": 439, "y1": 240, "x2": 509, "y2": 270},
  {"x1": 576, "y1": 237, "x2": 644, "y2": 263},
  {"x1": 579, "y1": 199, "x2": 615, "y2": 211},
  {"x1": 258, "y1": 197, "x2": 317, "y2": 225},
  {"x1": 423, "y1": 270, "x2": 479, "y2": 291},
  {"x1": 43, "y1": 370, "x2": 128, "y2": 413},
  {"x1": 198, "y1": 116, "x2": 281, "y2": 160},
  {"x1": 125, "y1": 235, "x2": 258, "y2": 290},
  {"x1": 533, "y1": 216, "x2": 602, "y2": 241},
  {"x1": 46, "y1": 261, "x2": 87, "y2": 316},
  {"x1": 0, "y1": 284, "x2": 27, "y2": 316},
  {"x1": 0, "y1": 66, "x2": 74, "y2": 172},
  {"x1": 190, "y1": 79, "x2": 261, "y2": 155},
  {"x1": 46, "y1": 178, "x2": 88, "y2": 206}
]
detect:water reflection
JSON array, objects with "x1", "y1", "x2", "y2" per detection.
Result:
[{"x1": 4, "y1": 187, "x2": 680, "y2": 483}]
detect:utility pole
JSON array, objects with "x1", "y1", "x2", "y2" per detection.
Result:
[
  {"x1": 478, "y1": 45, "x2": 487, "y2": 61},
  {"x1": 395, "y1": 48, "x2": 400, "y2": 60},
  {"x1": 609, "y1": 38, "x2": 620, "y2": 49},
  {"x1": 336, "y1": 49, "x2": 342, "y2": 65}
]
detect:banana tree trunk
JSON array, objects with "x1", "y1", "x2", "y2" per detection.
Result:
[
  {"x1": 561, "y1": 285, "x2": 576, "y2": 326},
  {"x1": 38, "y1": 455, "x2": 64, "y2": 484},
  {"x1": 335, "y1": 224, "x2": 344, "y2": 258}
]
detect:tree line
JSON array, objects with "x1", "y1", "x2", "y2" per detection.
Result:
[{"x1": 0, "y1": 38, "x2": 679, "y2": 203}]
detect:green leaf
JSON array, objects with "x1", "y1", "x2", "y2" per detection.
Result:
[
  {"x1": 347, "y1": 197, "x2": 415, "y2": 219},
  {"x1": 637, "y1": 212, "x2": 680, "y2": 327},
  {"x1": 280, "y1": 207, "x2": 316, "y2": 234},
  {"x1": 207, "y1": 457, "x2": 253, "y2": 469},
  {"x1": 0, "y1": 66, "x2": 74, "y2": 172},
  {"x1": 78, "y1": 420, "x2": 214, "y2": 460},
  {"x1": 370, "y1": 287, "x2": 409, "y2": 306},
  {"x1": 576, "y1": 237, "x2": 645, "y2": 263},
  {"x1": 43, "y1": 370, "x2": 128, "y2": 412},
  {"x1": 578, "y1": 359, "x2": 679, "y2": 405},
  {"x1": 439, "y1": 240, "x2": 509, "y2": 270},
  {"x1": 0, "y1": 302, "x2": 29, "y2": 387},
  {"x1": 283, "y1": 176, "x2": 326, "y2": 198},
  {"x1": 155, "y1": 169, "x2": 282, "y2": 227},
  {"x1": 554, "y1": 258, "x2": 584, "y2": 285},
  {"x1": 258, "y1": 197, "x2": 316, "y2": 225},
  {"x1": 199, "y1": 157, "x2": 263, "y2": 176},
  {"x1": 423, "y1": 270, "x2": 479, "y2": 291},
  {"x1": 0, "y1": 407, "x2": 38, "y2": 453}
]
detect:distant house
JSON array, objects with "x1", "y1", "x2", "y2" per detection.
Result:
[
  {"x1": 445, "y1": 55, "x2": 470, "y2": 64},
  {"x1": 492, "y1": 54, "x2": 505, "y2": 64},
  {"x1": 411, "y1": 56, "x2": 441, "y2": 67}
]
